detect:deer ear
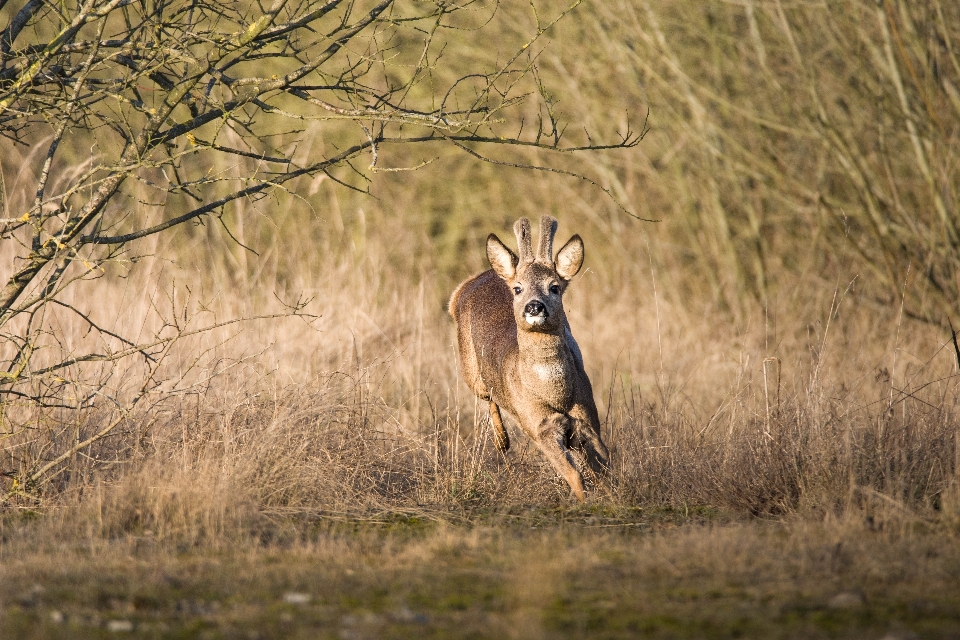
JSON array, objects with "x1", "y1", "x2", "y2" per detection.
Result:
[
  {"x1": 487, "y1": 233, "x2": 518, "y2": 280},
  {"x1": 555, "y1": 234, "x2": 584, "y2": 280}
]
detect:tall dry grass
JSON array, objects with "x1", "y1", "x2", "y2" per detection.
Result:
[{"x1": 4, "y1": 194, "x2": 959, "y2": 545}]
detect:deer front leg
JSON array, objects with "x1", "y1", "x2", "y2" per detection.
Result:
[
  {"x1": 569, "y1": 401, "x2": 609, "y2": 476},
  {"x1": 534, "y1": 413, "x2": 585, "y2": 502},
  {"x1": 489, "y1": 401, "x2": 510, "y2": 454}
]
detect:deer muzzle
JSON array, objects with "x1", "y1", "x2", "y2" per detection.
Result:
[{"x1": 523, "y1": 300, "x2": 548, "y2": 326}]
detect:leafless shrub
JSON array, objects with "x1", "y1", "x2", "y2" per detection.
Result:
[{"x1": 0, "y1": 0, "x2": 640, "y2": 500}]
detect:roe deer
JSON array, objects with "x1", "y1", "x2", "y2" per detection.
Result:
[{"x1": 448, "y1": 215, "x2": 609, "y2": 501}]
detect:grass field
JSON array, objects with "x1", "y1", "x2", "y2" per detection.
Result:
[
  {"x1": 2, "y1": 0, "x2": 960, "y2": 638},
  {"x1": 4, "y1": 512, "x2": 960, "y2": 639}
]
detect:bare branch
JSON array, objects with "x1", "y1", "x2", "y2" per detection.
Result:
[{"x1": 0, "y1": 0, "x2": 641, "y2": 497}]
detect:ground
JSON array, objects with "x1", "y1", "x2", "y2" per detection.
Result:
[{"x1": 3, "y1": 506, "x2": 959, "y2": 639}]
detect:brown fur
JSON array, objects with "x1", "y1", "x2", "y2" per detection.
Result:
[{"x1": 448, "y1": 216, "x2": 609, "y2": 501}]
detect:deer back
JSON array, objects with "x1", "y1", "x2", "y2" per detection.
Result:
[{"x1": 448, "y1": 268, "x2": 518, "y2": 402}]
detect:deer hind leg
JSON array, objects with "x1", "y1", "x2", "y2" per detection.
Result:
[
  {"x1": 489, "y1": 401, "x2": 510, "y2": 454},
  {"x1": 534, "y1": 413, "x2": 585, "y2": 502}
]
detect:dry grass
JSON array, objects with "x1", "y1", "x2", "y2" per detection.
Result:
[{"x1": 2, "y1": 0, "x2": 960, "y2": 637}]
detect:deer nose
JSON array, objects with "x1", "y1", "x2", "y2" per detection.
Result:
[{"x1": 524, "y1": 300, "x2": 547, "y2": 317}]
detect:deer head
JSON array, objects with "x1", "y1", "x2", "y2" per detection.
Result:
[{"x1": 486, "y1": 215, "x2": 585, "y2": 333}]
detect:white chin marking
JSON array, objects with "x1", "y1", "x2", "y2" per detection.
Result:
[{"x1": 525, "y1": 315, "x2": 546, "y2": 326}]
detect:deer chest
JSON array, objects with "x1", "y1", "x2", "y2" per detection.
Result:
[{"x1": 526, "y1": 360, "x2": 576, "y2": 411}]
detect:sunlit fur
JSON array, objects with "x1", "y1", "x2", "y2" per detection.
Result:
[{"x1": 448, "y1": 215, "x2": 608, "y2": 501}]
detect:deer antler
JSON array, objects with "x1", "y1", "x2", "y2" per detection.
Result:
[
  {"x1": 514, "y1": 217, "x2": 533, "y2": 264},
  {"x1": 536, "y1": 215, "x2": 558, "y2": 265}
]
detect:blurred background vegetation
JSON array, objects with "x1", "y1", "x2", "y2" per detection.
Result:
[
  {"x1": 5, "y1": 0, "x2": 958, "y2": 320},
  {"x1": 145, "y1": 0, "x2": 960, "y2": 323}
]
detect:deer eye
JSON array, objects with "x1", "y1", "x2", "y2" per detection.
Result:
[
  {"x1": 513, "y1": 286, "x2": 522, "y2": 295},
  {"x1": 549, "y1": 284, "x2": 560, "y2": 294}
]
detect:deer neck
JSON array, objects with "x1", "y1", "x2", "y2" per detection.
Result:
[
  {"x1": 516, "y1": 327, "x2": 568, "y2": 361},
  {"x1": 514, "y1": 322, "x2": 578, "y2": 401}
]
